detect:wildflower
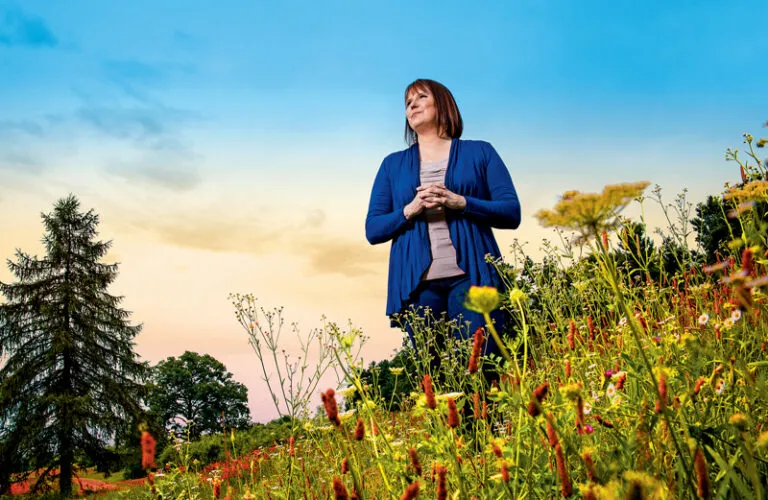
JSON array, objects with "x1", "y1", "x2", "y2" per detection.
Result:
[
  {"x1": 657, "y1": 372, "x2": 668, "y2": 411},
  {"x1": 615, "y1": 372, "x2": 627, "y2": 390},
  {"x1": 698, "y1": 313, "x2": 709, "y2": 326},
  {"x1": 533, "y1": 182, "x2": 650, "y2": 244},
  {"x1": 715, "y1": 378, "x2": 726, "y2": 395},
  {"x1": 756, "y1": 432, "x2": 768, "y2": 451},
  {"x1": 729, "y1": 413, "x2": 749, "y2": 431},
  {"x1": 436, "y1": 465, "x2": 448, "y2": 500},
  {"x1": 605, "y1": 383, "x2": 617, "y2": 400},
  {"x1": 354, "y1": 418, "x2": 365, "y2": 440},
  {"x1": 473, "y1": 392, "x2": 480, "y2": 419},
  {"x1": 583, "y1": 452, "x2": 598, "y2": 482},
  {"x1": 447, "y1": 398, "x2": 460, "y2": 429},
  {"x1": 464, "y1": 286, "x2": 500, "y2": 314},
  {"x1": 332, "y1": 476, "x2": 349, "y2": 500},
  {"x1": 140, "y1": 430, "x2": 156, "y2": 469},
  {"x1": 561, "y1": 383, "x2": 582, "y2": 401},
  {"x1": 554, "y1": 444, "x2": 573, "y2": 497},
  {"x1": 618, "y1": 316, "x2": 628, "y2": 327},
  {"x1": 501, "y1": 460, "x2": 510, "y2": 482},
  {"x1": 422, "y1": 374, "x2": 437, "y2": 409},
  {"x1": 468, "y1": 327, "x2": 485, "y2": 374},
  {"x1": 546, "y1": 414, "x2": 560, "y2": 447},
  {"x1": 594, "y1": 414, "x2": 614, "y2": 428},
  {"x1": 694, "y1": 448, "x2": 710, "y2": 499},
  {"x1": 389, "y1": 366, "x2": 404, "y2": 376},
  {"x1": 527, "y1": 382, "x2": 549, "y2": 417},
  {"x1": 567, "y1": 319, "x2": 576, "y2": 350},
  {"x1": 583, "y1": 402, "x2": 592, "y2": 415},
  {"x1": 212, "y1": 478, "x2": 221, "y2": 498},
  {"x1": 408, "y1": 447, "x2": 422, "y2": 477},
  {"x1": 565, "y1": 360, "x2": 571, "y2": 378},
  {"x1": 731, "y1": 309, "x2": 742, "y2": 322},
  {"x1": 400, "y1": 481, "x2": 420, "y2": 500},
  {"x1": 509, "y1": 287, "x2": 528, "y2": 304},
  {"x1": 321, "y1": 388, "x2": 341, "y2": 426},
  {"x1": 337, "y1": 386, "x2": 357, "y2": 399},
  {"x1": 341, "y1": 458, "x2": 349, "y2": 474}
]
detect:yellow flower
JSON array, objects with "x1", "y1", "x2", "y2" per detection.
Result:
[
  {"x1": 560, "y1": 383, "x2": 582, "y2": 401},
  {"x1": 464, "y1": 286, "x2": 500, "y2": 314},
  {"x1": 729, "y1": 413, "x2": 749, "y2": 431},
  {"x1": 337, "y1": 386, "x2": 357, "y2": 399},
  {"x1": 388, "y1": 367, "x2": 405, "y2": 376},
  {"x1": 509, "y1": 288, "x2": 527, "y2": 304},
  {"x1": 724, "y1": 180, "x2": 768, "y2": 203},
  {"x1": 534, "y1": 182, "x2": 650, "y2": 244},
  {"x1": 756, "y1": 432, "x2": 768, "y2": 451}
]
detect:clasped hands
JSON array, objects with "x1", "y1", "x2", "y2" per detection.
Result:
[{"x1": 404, "y1": 184, "x2": 466, "y2": 220}]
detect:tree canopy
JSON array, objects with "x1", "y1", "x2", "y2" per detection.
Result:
[{"x1": 148, "y1": 351, "x2": 251, "y2": 438}]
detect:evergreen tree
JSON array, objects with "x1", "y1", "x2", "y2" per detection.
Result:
[{"x1": 0, "y1": 195, "x2": 148, "y2": 497}]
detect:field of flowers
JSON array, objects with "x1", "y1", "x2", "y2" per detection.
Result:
[{"x1": 103, "y1": 134, "x2": 767, "y2": 499}]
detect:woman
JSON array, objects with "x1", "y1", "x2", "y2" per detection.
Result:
[{"x1": 365, "y1": 79, "x2": 521, "y2": 357}]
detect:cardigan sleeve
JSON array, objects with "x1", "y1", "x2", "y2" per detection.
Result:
[
  {"x1": 365, "y1": 159, "x2": 410, "y2": 245},
  {"x1": 461, "y1": 143, "x2": 521, "y2": 229}
]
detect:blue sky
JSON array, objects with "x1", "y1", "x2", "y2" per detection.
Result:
[{"x1": 1, "y1": 0, "x2": 766, "y2": 421}]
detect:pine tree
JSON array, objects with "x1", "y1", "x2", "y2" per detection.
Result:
[{"x1": 0, "y1": 195, "x2": 148, "y2": 497}]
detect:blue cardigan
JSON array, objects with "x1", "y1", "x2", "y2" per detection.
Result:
[{"x1": 365, "y1": 138, "x2": 521, "y2": 318}]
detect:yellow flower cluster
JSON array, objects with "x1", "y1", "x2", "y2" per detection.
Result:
[
  {"x1": 464, "y1": 286, "x2": 500, "y2": 314},
  {"x1": 724, "y1": 180, "x2": 768, "y2": 203},
  {"x1": 534, "y1": 182, "x2": 650, "y2": 244}
]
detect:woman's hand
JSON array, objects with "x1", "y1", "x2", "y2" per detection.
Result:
[
  {"x1": 418, "y1": 184, "x2": 466, "y2": 211},
  {"x1": 404, "y1": 185, "x2": 466, "y2": 220}
]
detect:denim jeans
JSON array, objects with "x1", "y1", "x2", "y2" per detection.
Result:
[{"x1": 399, "y1": 274, "x2": 507, "y2": 358}]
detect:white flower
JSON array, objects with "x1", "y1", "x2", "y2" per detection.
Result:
[
  {"x1": 436, "y1": 392, "x2": 465, "y2": 401},
  {"x1": 618, "y1": 316, "x2": 628, "y2": 327},
  {"x1": 698, "y1": 313, "x2": 709, "y2": 326},
  {"x1": 723, "y1": 318, "x2": 735, "y2": 329},
  {"x1": 715, "y1": 379, "x2": 726, "y2": 394},
  {"x1": 605, "y1": 383, "x2": 617, "y2": 399},
  {"x1": 731, "y1": 309, "x2": 742, "y2": 322},
  {"x1": 583, "y1": 402, "x2": 592, "y2": 415}
]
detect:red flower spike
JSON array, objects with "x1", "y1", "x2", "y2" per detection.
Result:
[
  {"x1": 501, "y1": 461, "x2": 510, "y2": 482},
  {"x1": 468, "y1": 327, "x2": 485, "y2": 374},
  {"x1": 694, "y1": 448, "x2": 710, "y2": 499},
  {"x1": 436, "y1": 465, "x2": 448, "y2": 500},
  {"x1": 140, "y1": 431, "x2": 156, "y2": 470},
  {"x1": 447, "y1": 398, "x2": 460, "y2": 429},
  {"x1": 321, "y1": 389, "x2": 341, "y2": 426},
  {"x1": 354, "y1": 418, "x2": 365, "y2": 441},
  {"x1": 409, "y1": 447, "x2": 422, "y2": 477},
  {"x1": 554, "y1": 444, "x2": 573, "y2": 497},
  {"x1": 422, "y1": 374, "x2": 437, "y2": 410},
  {"x1": 400, "y1": 481, "x2": 420, "y2": 500},
  {"x1": 332, "y1": 476, "x2": 349, "y2": 500}
]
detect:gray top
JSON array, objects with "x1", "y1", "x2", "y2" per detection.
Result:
[{"x1": 419, "y1": 158, "x2": 466, "y2": 281}]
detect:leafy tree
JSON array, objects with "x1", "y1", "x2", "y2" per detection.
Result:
[
  {"x1": 148, "y1": 351, "x2": 251, "y2": 438},
  {"x1": 0, "y1": 195, "x2": 148, "y2": 497},
  {"x1": 691, "y1": 195, "x2": 742, "y2": 264}
]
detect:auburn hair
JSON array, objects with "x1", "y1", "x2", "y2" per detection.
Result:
[{"x1": 404, "y1": 79, "x2": 463, "y2": 145}]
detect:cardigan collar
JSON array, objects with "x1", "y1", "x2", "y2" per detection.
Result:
[{"x1": 409, "y1": 137, "x2": 459, "y2": 189}]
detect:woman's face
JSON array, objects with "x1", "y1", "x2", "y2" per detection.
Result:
[{"x1": 405, "y1": 87, "x2": 438, "y2": 134}]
